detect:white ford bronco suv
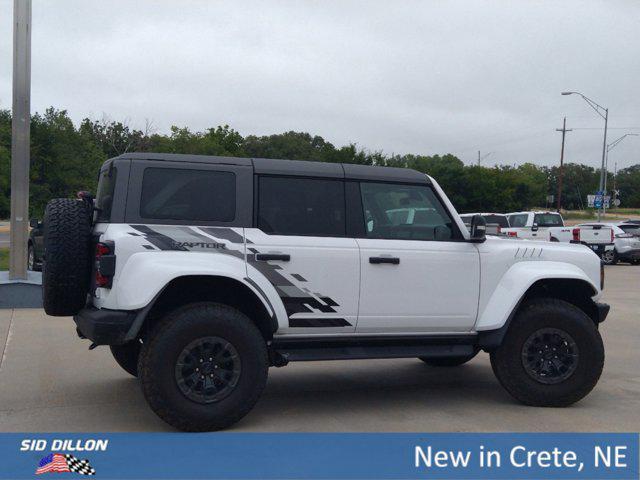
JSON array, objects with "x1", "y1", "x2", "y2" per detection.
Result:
[{"x1": 42, "y1": 153, "x2": 609, "y2": 431}]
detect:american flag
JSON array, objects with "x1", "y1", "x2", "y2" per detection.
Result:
[
  {"x1": 36, "y1": 454, "x2": 70, "y2": 474},
  {"x1": 36, "y1": 453, "x2": 96, "y2": 476}
]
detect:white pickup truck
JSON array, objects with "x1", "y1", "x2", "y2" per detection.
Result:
[{"x1": 504, "y1": 211, "x2": 614, "y2": 257}]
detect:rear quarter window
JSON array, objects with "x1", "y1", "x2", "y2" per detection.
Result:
[{"x1": 139, "y1": 168, "x2": 236, "y2": 222}]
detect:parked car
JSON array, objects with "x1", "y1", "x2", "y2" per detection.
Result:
[
  {"x1": 459, "y1": 213, "x2": 510, "y2": 236},
  {"x1": 27, "y1": 218, "x2": 44, "y2": 271},
  {"x1": 579, "y1": 222, "x2": 640, "y2": 265},
  {"x1": 41, "y1": 153, "x2": 608, "y2": 432},
  {"x1": 503, "y1": 211, "x2": 614, "y2": 258}
]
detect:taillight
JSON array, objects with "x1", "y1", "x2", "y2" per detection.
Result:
[
  {"x1": 572, "y1": 228, "x2": 581, "y2": 242},
  {"x1": 95, "y1": 241, "x2": 115, "y2": 288},
  {"x1": 611, "y1": 229, "x2": 615, "y2": 243},
  {"x1": 507, "y1": 231, "x2": 517, "y2": 237}
]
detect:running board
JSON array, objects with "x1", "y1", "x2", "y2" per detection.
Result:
[{"x1": 271, "y1": 335, "x2": 477, "y2": 362}]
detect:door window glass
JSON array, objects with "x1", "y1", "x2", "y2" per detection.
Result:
[
  {"x1": 359, "y1": 182, "x2": 457, "y2": 241},
  {"x1": 509, "y1": 214, "x2": 529, "y2": 227},
  {"x1": 258, "y1": 176, "x2": 345, "y2": 236}
]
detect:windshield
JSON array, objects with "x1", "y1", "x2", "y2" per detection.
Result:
[{"x1": 534, "y1": 213, "x2": 563, "y2": 227}]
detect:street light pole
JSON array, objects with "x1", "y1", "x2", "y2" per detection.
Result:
[
  {"x1": 561, "y1": 91, "x2": 608, "y2": 221},
  {"x1": 605, "y1": 133, "x2": 638, "y2": 211},
  {"x1": 9, "y1": 0, "x2": 32, "y2": 279}
]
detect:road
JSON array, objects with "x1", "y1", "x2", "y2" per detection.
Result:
[{"x1": 0, "y1": 265, "x2": 638, "y2": 432}]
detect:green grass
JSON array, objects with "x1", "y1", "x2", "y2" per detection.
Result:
[{"x1": 0, "y1": 248, "x2": 8, "y2": 271}]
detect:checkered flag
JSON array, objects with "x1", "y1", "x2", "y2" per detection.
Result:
[{"x1": 64, "y1": 454, "x2": 96, "y2": 476}]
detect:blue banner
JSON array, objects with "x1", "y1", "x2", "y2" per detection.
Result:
[{"x1": 1, "y1": 433, "x2": 637, "y2": 479}]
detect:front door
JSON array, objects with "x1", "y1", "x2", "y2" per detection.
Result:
[
  {"x1": 247, "y1": 175, "x2": 360, "y2": 334},
  {"x1": 355, "y1": 182, "x2": 480, "y2": 333}
]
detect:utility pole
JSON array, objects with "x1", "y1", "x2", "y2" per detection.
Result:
[
  {"x1": 555, "y1": 117, "x2": 572, "y2": 212},
  {"x1": 9, "y1": 0, "x2": 32, "y2": 279},
  {"x1": 477, "y1": 151, "x2": 492, "y2": 167}
]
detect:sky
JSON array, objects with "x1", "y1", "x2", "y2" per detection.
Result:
[{"x1": 1, "y1": 0, "x2": 639, "y2": 169}]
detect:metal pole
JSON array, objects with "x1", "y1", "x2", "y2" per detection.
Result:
[
  {"x1": 597, "y1": 108, "x2": 608, "y2": 221},
  {"x1": 556, "y1": 117, "x2": 571, "y2": 212},
  {"x1": 9, "y1": 0, "x2": 31, "y2": 279},
  {"x1": 477, "y1": 151, "x2": 480, "y2": 167}
]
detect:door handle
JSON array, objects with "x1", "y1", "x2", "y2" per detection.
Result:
[
  {"x1": 369, "y1": 256, "x2": 400, "y2": 265},
  {"x1": 255, "y1": 253, "x2": 290, "y2": 262}
]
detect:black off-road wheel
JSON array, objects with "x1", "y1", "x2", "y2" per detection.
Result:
[
  {"x1": 419, "y1": 351, "x2": 478, "y2": 367},
  {"x1": 138, "y1": 302, "x2": 269, "y2": 432},
  {"x1": 601, "y1": 249, "x2": 618, "y2": 265},
  {"x1": 490, "y1": 298, "x2": 604, "y2": 407},
  {"x1": 27, "y1": 244, "x2": 41, "y2": 271},
  {"x1": 110, "y1": 341, "x2": 142, "y2": 377},
  {"x1": 42, "y1": 198, "x2": 93, "y2": 316}
]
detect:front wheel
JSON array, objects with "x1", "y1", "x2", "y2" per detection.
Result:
[
  {"x1": 138, "y1": 302, "x2": 269, "y2": 431},
  {"x1": 419, "y1": 351, "x2": 478, "y2": 367},
  {"x1": 490, "y1": 298, "x2": 604, "y2": 407},
  {"x1": 601, "y1": 249, "x2": 618, "y2": 265}
]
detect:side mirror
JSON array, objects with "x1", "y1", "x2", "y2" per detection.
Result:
[
  {"x1": 469, "y1": 215, "x2": 487, "y2": 243},
  {"x1": 29, "y1": 218, "x2": 39, "y2": 228},
  {"x1": 531, "y1": 223, "x2": 539, "y2": 232}
]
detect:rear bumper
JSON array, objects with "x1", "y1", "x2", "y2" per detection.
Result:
[
  {"x1": 595, "y1": 302, "x2": 610, "y2": 323},
  {"x1": 617, "y1": 248, "x2": 640, "y2": 261},
  {"x1": 73, "y1": 307, "x2": 137, "y2": 345}
]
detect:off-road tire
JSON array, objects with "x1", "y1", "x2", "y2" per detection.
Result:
[
  {"x1": 138, "y1": 302, "x2": 269, "y2": 432},
  {"x1": 419, "y1": 351, "x2": 478, "y2": 367},
  {"x1": 601, "y1": 249, "x2": 618, "y2": 265},
  {"x1": 490, "y1": 298, "x2": 604, "y2": 407},
  {"x1": 110, "y1": 342, "x2": 142, "y2": 377},
  {"x1": 42, "y1": 198, "x2": 93, "y2": 316}
]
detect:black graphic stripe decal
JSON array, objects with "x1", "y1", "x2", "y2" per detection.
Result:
[
  {"x1": 201, "y1": 227, "x2": 245, "y2": 244},
  {"x1": 288, "y1": 318, "x2": 352, "y2": 328},
  {"x1": 130, "y1": 225, "x2": 187, "y2": 250}
]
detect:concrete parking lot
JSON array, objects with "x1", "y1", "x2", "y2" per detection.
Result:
[{"x1": 0, "y1": 265, "x2": 638, "y2": 432}]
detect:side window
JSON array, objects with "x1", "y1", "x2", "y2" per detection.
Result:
[
  {"x1": 258, "y1": 176, "x2": 345, "y2": 236},
  {"x1": 140, "y1": 168, "x2": 236, "y2": 222},
  {"x1": 509, "y1": 214, "x2": 528, "y2": 227},
  {"x1": 359, "y1": 182, "x2": 458, "y2": 241},
  {"x1": 95, "y1": 166, "x2": 117, "y2": 223}
]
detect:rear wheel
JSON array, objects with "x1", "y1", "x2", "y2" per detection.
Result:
[
  {"x1": 490, "y1": 298, "x2": 604, "y2": 407},
  {"x1": 138, "y1": 302, "x2": 268, "y2": 431},
  {"x1": 419, "y1": 351, "x2": 478, "y2": 367},
  {"x1": 42, "y1": 198, "x2": 93, "y2": 316},
  {"x1": 110, "y1": 342, "x2": 142, "y2": 377},
  {"x1": 630, "y1": 258, "x2": 640, "y2": 266},
  {"x1": 601, "y1": 249, "x2": 618, "y2": 265},
  {"x1": 27, "y1": 244, "x2": 37, "y2": 271}
]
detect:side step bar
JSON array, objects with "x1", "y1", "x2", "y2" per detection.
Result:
[{"x1": 271, "y1": 335, "x2": 477, "y2": 363}]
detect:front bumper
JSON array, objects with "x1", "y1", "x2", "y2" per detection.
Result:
[{"x1": 74, "y1": 307, "x2": 137, "y2": 345}]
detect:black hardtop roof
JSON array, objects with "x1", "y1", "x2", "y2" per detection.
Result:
[{"x1": 114, "y1": 152, "x2": 429, "y2": 184}]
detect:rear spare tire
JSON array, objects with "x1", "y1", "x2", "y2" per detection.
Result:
[{"x1": 43, "y1": 198, "x2": 93, "y2": 316}]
